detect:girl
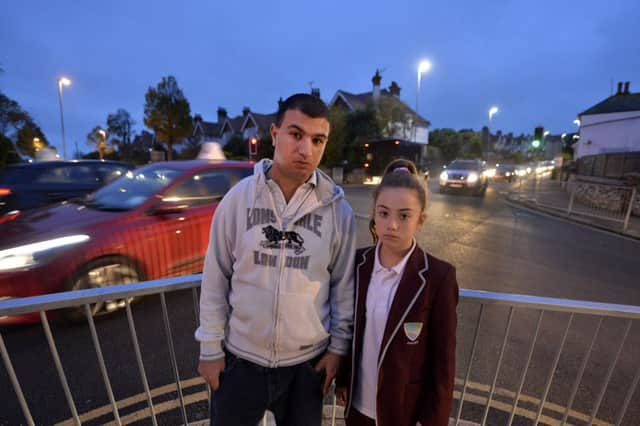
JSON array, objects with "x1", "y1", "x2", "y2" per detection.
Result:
[{"x1": 337, "y1": 159, "x2": 458, "y2": 426}]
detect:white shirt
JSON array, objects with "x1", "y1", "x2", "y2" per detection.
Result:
[{"x1": 352, "y1": 240, "x2": 416, "y2": 420}]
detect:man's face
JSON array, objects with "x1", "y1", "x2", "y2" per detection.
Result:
[{"x1": 270, "y1": 109, "x2": 330, "y2": 184}]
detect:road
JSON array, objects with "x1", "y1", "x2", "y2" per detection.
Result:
[{"x1": 1, "y1": 180, "x2": 639, "y2": 425}]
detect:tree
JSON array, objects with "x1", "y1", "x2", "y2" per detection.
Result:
[
  {"x1": 0, "y1": 133, "x2": 22, "y2": 167},
  {"x1": 107, "y1": 108, "x2": 135, "y2": 157},
  {"x1": 256, "y1": 130, "x2": 275, "y2": 160},
  {"x1": 0, "y1": 92, "x2": 30, "y2": 135},
  {"x1": 322, "y1": 106, "x2": 347, "y2": 168},
  {"x1": 16, "y1": 121, "x2": 48, "y2": 158},
  {"x1": 143, "y1": 76, "x2": 193, "y2": 160},
  {"x1": 460, "y1": 130, "x2": 483, "y2": 159},
  {"x1": 343, "y1": 106, "x2": 380, "y2": 169},
  {"x1": 429, "y1": 129, "x2": 462, "y2": 162},
  {"x1": 376, "y1": 97, "x2": 412, "y2": 140},
  {"x1": 223, "y1": 135, "x2": 248, "y2": 159}
]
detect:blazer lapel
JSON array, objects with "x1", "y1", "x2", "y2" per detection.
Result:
[
  {"x1": 377, "y1": 247, "x2": 429, "y2": 368},
  {"x1": 354, "y1": 248, "x2": 375, "y2": 345}
]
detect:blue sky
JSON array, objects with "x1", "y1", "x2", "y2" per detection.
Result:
[{"x1": 1, "y1": 0, "x2": 639, "y2": 155}]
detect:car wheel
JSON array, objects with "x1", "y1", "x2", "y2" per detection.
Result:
[{"x1": 63, "y1": 256, "x2": 143, "y2": 322}]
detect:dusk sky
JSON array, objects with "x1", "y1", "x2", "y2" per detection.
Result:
[{"x1": 2, "y1": 0, "x2": 639, "y2": 156}]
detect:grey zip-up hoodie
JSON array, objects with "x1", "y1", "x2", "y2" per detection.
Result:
[{"x1": 195, "y1": 160, "x2": 356, "y2": 367}]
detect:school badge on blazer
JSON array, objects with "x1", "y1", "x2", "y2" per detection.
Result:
[{"x1": 403, "y1": 322, "x2": 423, "y2": 342}]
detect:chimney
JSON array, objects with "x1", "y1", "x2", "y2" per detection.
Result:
[
  {"x1": 623, "y1": 81, "x2": 630, "y2": 94},
  {"x1": 389, "y1": 81, "x2": 401, "y2": 97},
  {"x1": 616, "y1": 82, "x2": 623, "y2": 95},
  {"x1": 372, "y1": 69, "x2": 382, "y2": 102},
  {"x1": 311, "y1": 88, "x2": 321, "y2": 98},
  {"x1": 278, "y1": 97, "x2": 284, "y2": 110},
  {"x1": 242, "y1": 107, "x2": 251, "y2": 117},
  {"x1": 217, "y1": 107, "x2": 227, "y2": 123}
]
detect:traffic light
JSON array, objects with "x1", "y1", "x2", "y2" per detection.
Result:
[
  {"x1": 249, "y1": 137, "x2": 258, "y2": 156},
  {"x1": 532, "y1": 126, "x2": 544, "y2": 148}
]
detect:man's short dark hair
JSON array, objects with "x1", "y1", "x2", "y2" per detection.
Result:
[{"x1": 275, "y1": 93, "x2": 329, "y2": 127}]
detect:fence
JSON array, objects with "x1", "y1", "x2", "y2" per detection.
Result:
[
  {"x1": 577, "y1": 152, "x2": 640, "y2": 179},
  {"x1": 1, "y1": 276, "x2": 640, "y2": 426},
  {"x1": 517, "y1": 175, "x2": 637, "y2": 231}
]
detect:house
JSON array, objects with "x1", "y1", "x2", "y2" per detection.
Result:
[
  {"x1": 575, "y1": 81, "x2": 640, "y2": 158},
  {"x1": 240, "y1": 109, "x2": 277, "y2": 141},
  {"x1": 328, "y1": 70, "x2": 431, "y2": 144},
  {"x1": 191, "y1": 111, "x2": 223, "y2": 144}
]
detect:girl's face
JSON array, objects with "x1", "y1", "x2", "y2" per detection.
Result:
[{"x1": 374, "y1": 187, "x2": 426, "y2": 252}]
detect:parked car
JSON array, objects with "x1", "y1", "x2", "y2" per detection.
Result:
[
  {"x1": 438, "y1": 159, "x2": 488, "y2": 196},
  {"x1": 0, "y1": 160, "x2": 135, "y2": 219},
  {"x1": 0, "y1": 160, "x2": 253, "y2": 324}
]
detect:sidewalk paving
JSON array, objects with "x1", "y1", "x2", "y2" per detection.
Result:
[{"x1": 505, "y1": 177, "x2": 640, "y2": 240}]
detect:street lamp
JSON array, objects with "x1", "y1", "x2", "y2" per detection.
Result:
[
  {"x1": 573, "y1": 119, "x2": 581, "y2": 127},
  {"x1": 57, "y1": 77, "x2": 71, "y2": 160},
  {"x1": 416, "y1": 60, "x2": 432, "y2": 114},
  {"x1": 486, "y1": 106, "x2": 499, "y2": 158},
  {"x1": 489, "y1": 106, "x2": 499, "y2": 122},
  {"x1": 415, "y1": 60, "x2": 432, "y2": 142}
]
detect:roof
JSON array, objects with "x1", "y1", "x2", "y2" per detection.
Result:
[
  {"x1": 6, "y1": 160, "x2": 132, "y2": 169},
  {"x1": 221, "y1": 116, "x2": 246, "y2": 134},
  {"x1": 579, "y1": 92, "x2": 640, "y2": 116},
  {"x1": 195, "y1": 120, "x2": 221, "y2": 138},
  {"x1": 331, "y1": 89, "x2": 431, "y2": 127},
  {"x1": 242, "y1": 112, "x2": 277, "y2": 132}
]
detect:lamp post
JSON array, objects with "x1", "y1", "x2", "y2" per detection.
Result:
[
  {"x1": 98, "y1": 129, "x2": 107, "y2": 160},
  {"x1": 57, "y1": 77, "x2": 71, "y2": 160},
  {"x1": 487, "y1": 106, "x2": 499, "y2": 157},
  {"x1": 415, "y1": 60, "x2": 432, "y2": 142}
]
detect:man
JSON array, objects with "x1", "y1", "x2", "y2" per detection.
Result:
[{"x1": 195, "y1": 93, "x2": 356, "y2": 426}]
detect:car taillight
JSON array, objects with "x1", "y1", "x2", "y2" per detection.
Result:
[{"x1": 0, "y1": 188, "x2": 12, "y2": 196}]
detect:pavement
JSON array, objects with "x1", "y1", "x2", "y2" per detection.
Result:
[{"x1": 504, "y1": 175, "x2": 640, "y2": 240}]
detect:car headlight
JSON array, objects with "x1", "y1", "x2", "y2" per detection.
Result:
[
  {"x1": 439, "y1": 171, "x2": 448, "y2": 181},
  {"x1": 0, "y1": 235, "x2": 90, "y2": 272},
  {"x1": 467, "y1": 173, "x2": 479, "y2": 183}
]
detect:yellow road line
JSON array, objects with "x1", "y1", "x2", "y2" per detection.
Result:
[{"x1": 55, "y1": 377, "x2": 613, "y2": 426}]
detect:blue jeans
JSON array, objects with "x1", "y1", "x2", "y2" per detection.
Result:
[{"x1": 211, "y1": 351, "x2": 324, "y2": 426}]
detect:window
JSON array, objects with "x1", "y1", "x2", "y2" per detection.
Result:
[
  {"x1": 95, "y1": 165, "x2": 130, "y2": 184},
  {"x1": 163, "y1": 168, "x2": 251, "y2": 207},
  {"x1": 33, "y1": 165, "x2": 95, "y2": 183}
]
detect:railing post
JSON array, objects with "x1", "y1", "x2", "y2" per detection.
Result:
[
  {"x1": 623, "y1": 187, "x2": 636, "y2": 231},
  {"x1": 567, "y1": 186, "x2": 576, "y2": 216}
]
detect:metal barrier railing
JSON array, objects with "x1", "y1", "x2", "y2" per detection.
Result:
[
  {"x1": 567, "y1": 183, "x2": 636, "y2": 231},
  {"x1": 516, "y1": 175, "x2": 637, "y2": 231},
  {"x1": 1, "y1": 276, "x2": 639, "y2": 426}
]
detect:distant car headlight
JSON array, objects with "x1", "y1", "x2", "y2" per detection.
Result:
[
  {"x1": 439, "y1": 171, "x2": 448, "y2": 181},
  {"x1": 467, "y1": 173, "x2": 479, "y2": 183},
  {"x1": 0, "y1": 235, "x2": 90, "y2": 272},
  {"x1": 484, "y1": 169, "x2": 496, "y2": 178},
  {"x1": 505, "y1": 172, "x2": 511, "y2": 176}
]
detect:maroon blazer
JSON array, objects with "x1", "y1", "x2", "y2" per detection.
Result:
[{"x1": 340, "y1": 245, "x2": 459, "y2": 426}]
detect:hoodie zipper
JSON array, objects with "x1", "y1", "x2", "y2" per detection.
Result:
[{"x1": 259, "y1": 163, "x2": 343, "y2": 367}]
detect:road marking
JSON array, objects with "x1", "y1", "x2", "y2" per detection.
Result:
[{"x1": 54, "y1": 377, "x2": 613, "y2": 425}]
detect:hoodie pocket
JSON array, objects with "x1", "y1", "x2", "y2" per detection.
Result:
[{"x1": 277, "y1": 292, "x2": 330, "y2": 353}]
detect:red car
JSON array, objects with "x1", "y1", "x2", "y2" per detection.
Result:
[{"x1": 0, "y1": 160, "x2": 253, "y2": 324}]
